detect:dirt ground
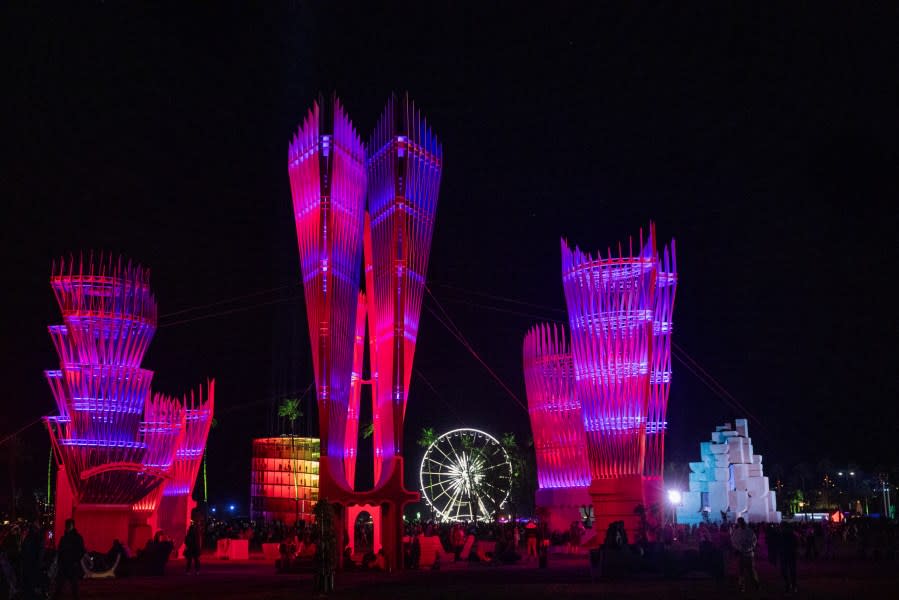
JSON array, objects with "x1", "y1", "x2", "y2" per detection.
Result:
[{"x1": 71, "y1": 553, "x2": 897, "y2": 599}]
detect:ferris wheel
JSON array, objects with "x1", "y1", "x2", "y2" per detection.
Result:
[{"x1": 419, "y1": 428, "x2": 513, "y2": 522}]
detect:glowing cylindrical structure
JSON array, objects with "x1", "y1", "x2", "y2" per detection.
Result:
[
  {"x1": 522, "y1": 323, "x2": 590, "y2": 490},
  {"x1": 250, "y1": 437, "x2": 320, "y2": 524},
  {"x1": 559, "y1": 224, "x2": 676, "y2": 532},
  {"x1": 288, "y1": 96, "x2": 366, "y2": 482},
  {"x1": 562, "y1": 228, "x2": 655, "y2": 480},
  {"x1": 365, "y1": 94, "x2": 442, "y2": 478}
]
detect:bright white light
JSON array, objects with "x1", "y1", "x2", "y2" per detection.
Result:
[
  {"x1": 229, "y1": 504, "x2": 235, "y2": 511},
  {"x1": 667, "y1": 490, "x2": 682, "y2": 505}
]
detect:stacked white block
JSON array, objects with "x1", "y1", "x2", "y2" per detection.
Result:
[{"x1": 676, "y1": 419, "x2": 781, "y2": 525}]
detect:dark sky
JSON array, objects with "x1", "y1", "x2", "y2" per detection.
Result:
[{"x1": 4, "y1": 3, "x2": 897, "y2": 511}]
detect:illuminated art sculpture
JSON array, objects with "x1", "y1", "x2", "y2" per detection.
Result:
[
  {"x1": 44, "y1": 255, "x2": 214, "y2": 551},
  {"x1": 561, "y1": 224, "x2": 676, "y2": 535},
  {"x1": 522, "y1": 224, "x2": 676, "y2": 535},
  {"x1": 419, "y1": 428, "x2": 513, "y2": 522},
  {"x1": 155, "y1": 386, "x2": 214, "y2": 550},
  {"x1": 250, "y1": 437, "x2": 320, "y2": 524},
  {"x1": 365, "y1": 95, "x2": 441, "y2": 483},
  {"x1": 289, "y1": 96, "x2": 366, "y2": 488},
  {"x1": 676, "y1": 419, "x2": 780, "y2": 524},
  {"x1": 522, "y1": 324, "x2": 591, "y2": 531},
  {"x1": 288, "y1": 94, "x2": 441, "y2": 569}
]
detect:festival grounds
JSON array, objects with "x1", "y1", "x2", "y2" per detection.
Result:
[{"x1": 71, "y1": 552, "x2": 897, "y2": 599}]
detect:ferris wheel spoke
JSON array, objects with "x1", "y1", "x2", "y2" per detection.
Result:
[
  {"x1": 479, "y1": 478, "x2": 507, "y2": 497},
  {"x1": 432, "y1": 442, "x2": 461, "y2": 468},
  {"x1": 423, "y1": 453, "x2": 457, "y2": 471},
  {"x1": 448, "y1": 484, "x2": 467, "y2": 520},
  {"x1": 422, "y1": 458, "x2": 457, "y2": 474},
  {"x1": 477, "y1": 495, "x2": 491, "y2": 517},
  {"x1": 480, "y1": 461, "x2": 510, "y2": 471},
  {"x1": 427, "y1": 479, "x2": 458, "y2": 503}
]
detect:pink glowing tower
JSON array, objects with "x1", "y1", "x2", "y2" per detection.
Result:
[
  {"x1": 364, "y1": 93, "x2": 442, "y2": 484},
  {"x1": 289, "y1": 93, "x2": 441, "y2": 570},
  {"x1": 288, "y1": 96, "x2": 367, "y2": 490},
  {"x1": 44, "y1": 254, "x2": 213, "y2": 551}
]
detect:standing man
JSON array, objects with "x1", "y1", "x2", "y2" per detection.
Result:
[
  {"x1": 780, "y1": 522, "x2": 799, "y2": 594},
  {"x1": 524, "y1": 520, "x2": 538, "y2": 562},
  {"x1": 731, "y1": 517, "x2": 759, "y2": 592},
  {"x1": 183, "y1": 521, "x2": 201, "y2": 574},
  {"x1": 54, "y1": 519, "x2": 85, "y2": 600}
]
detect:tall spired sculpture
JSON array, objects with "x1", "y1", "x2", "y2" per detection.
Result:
[
  {"x1": 44, "y1": 254, "x2": 214, "y2": 551},
  {"x1": 523, "y1": 224, "x2": 676, "y2": 536},
  {"x1": 288, "y1": 94, "x2": 441, "y2": 569}
]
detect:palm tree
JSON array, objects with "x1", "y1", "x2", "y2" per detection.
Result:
[
  {"x1": 499, "y1": 433, "x2": 537, "y2": 518},
  {"x1": 278, "y1": 398, "x2": 303, "y2": 524},
  {"x1": 417, "y1": 426, "x2": 437, "y2": 449},
  {"x1": 278, "y1": 398, "x2": 302, "y2": 435}
]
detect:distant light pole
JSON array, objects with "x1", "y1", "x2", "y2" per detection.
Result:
[{"x1": 667, "y1": 489, "x2": 683, "y2": 531}]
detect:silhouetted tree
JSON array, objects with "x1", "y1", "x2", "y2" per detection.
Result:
[{"x1": 278, "y1": 398, "x2": 303, "y2": 524}]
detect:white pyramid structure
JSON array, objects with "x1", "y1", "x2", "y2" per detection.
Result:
[{"x1": 676, "y1": 419, "x2": 781, "y2": 524}]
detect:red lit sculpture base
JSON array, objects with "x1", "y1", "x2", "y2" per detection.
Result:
[
  {"x1": 54, "y1": 467, "x2": 185, "y2": 553},
  {"x1": 156, "y1": 494, "x2": 195, "y2": 551},
  {"x1": 72, "y1": 504, "x2": 133, "y2": 553},
  {"x1": 319, "y1": 455, "x2": 418, "y2": 571},
  {"x1": 55, "y1": 468, "x2": 142, "y2": 552},
  {"x1": 641, "y1": 476, "x2": 664, "y2": 513},
  {"x1": 535, "y1": 487, "x2": 593, "y2": 533},
  {"x1": 589, "y1": 475, "x2": 646, "y2": 543}
]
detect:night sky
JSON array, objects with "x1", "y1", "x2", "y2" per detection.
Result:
[{"x1": 4, "y1": 4, "x2": 897, "y2": 512}]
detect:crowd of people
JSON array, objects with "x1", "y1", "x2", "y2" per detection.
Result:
[
  {"x1": 0, "y1": 517, "x2": 87, "y2": 600},
  {"x1": 646, "y1": 516, "x2": 899, "y2": 594},
  {"x1": 395, "y1": 518, "x2": 578, "y2": 569},
  {"x1": 0, "y1": 518, "x2": 193, "y2": 598},
  {"x1": 3, "y1": 509, "x2": 897, "y2": 597}
]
